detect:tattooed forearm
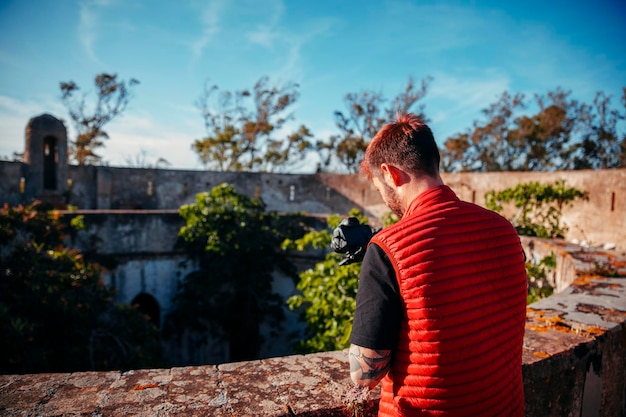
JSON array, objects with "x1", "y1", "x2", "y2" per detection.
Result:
[{"x1": 348, "y1": 344, "x2": 391, "y2": 389}]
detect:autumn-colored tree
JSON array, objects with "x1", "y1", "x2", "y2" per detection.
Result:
[
  {"x1": 318, "y1": 76, "x2": 432, "y2": 173},
  {"x1": 60, "y1": 73, "x2": 139, "y2": 165},
  {"x1": 193, "y1": 76, "x2": 313, "y2": 172},
  {"x1": 0, "y1": 201, "x2": 162, "y2": 374},
  {"x1": 509, "y1": 88, "x2": 580, "y2": 171},
  {"x1": 441, "y1": 87, "x2": 625, "y2": 172},
  {"x1": 622, "y1": 87, "x2": 626, "y2": 167},
  {"x1": 442, "y1": 91, "x2": 526, "y2": 172},
  {"x1": 441, "y1": 132, "x2": 468, "y2": 172},
  {"x1": 569, "y1": 89, "x2": 626, "y2": 169}
]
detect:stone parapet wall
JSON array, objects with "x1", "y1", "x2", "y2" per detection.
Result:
[
  {"x1": 1, "y1": 240, "x2": 625, "y2": 417},
  {"x1": 521, "y1": 237, "x2": 626, "y2": 417}
]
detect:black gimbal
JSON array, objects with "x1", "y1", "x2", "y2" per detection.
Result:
[{"x1": 330, "y1": 217, "x2": 379, "y2": 265}]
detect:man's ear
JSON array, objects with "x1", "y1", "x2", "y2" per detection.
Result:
[{"x1": 380, "y1": 163, "x2": 408, "y2": 187}]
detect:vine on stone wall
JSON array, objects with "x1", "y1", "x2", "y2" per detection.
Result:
[{"x1": 485, "y1": 179, "x2": 588, "y2": 238}]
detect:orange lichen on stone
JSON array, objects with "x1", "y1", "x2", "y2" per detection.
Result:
[
  {"x1": 532, "y1": 351, "x2": 550, "y2": 359},
  {"x1": 526, "y1": 307, "x2": 546, "y2": 316},
  {"x1": 572, "y1": 275, "x2": 600, "y2": 285},
  {"x1": 132, "y1": 383, "x2": 159, "y2": 390},
  {"x1": 525, "y1": 308, "x2": 604, "y2": 337},
  {"x1": 583, "y1": 327, "x2": 605, "y2": 336},
  {"x1": 526, "y1": 324, "x2": 549, "y2": 332},
  {"x1": 557, "y1": 248, "x2": 570, "y2": 257}
]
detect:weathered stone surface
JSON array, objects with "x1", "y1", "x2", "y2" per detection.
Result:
[
  {"x1": 166, "y1": 365, "x2": 221, "y2": 415},
  {"x1": 36, "y1": 371, "x2": 120, "y2": 416},
  {"x1": 522, "y1": 242, "x2": 625, "y2": 417},
  {"x1": 0, "y1": 373, "x2": 68, "y2": 415}
]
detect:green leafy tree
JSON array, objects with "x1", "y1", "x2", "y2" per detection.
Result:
[
  {"x1": 60, "y1": 73, "x2": 139, "y2": 165},
  {"x1": 283, "y1": 209, "x2": 378, "y2": 353},
  {"x1": 193, "y1": 76, "x2": 313, "y2": 172},
  {"x1": 318, "y1": 76, "x2": 431, "y2": 173},
  {"x1": 166, "y1": 183, "x2": 303, "y2": 362},
  {"x1": 0, "y1": 201, "x2": 161, "y2": 374},
  {"x1": 485, "y1": 180, "x2": 588, "y2": 238}
]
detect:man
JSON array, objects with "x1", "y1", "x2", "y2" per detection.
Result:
[{"x1": 348, "y1": 113, "x2": 527, "y2": 416}]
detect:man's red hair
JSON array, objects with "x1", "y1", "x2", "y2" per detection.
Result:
[{"x1": 360, "y1": 113, "x2": 440, "y2": 179}]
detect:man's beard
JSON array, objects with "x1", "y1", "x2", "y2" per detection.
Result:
[{"x1": 381, "y1": 182, "x2": 404, "y2": 218}]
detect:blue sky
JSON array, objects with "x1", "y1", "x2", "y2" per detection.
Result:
[{"x1": 0, "y1": 0, "x2": 624, "y2": 171}]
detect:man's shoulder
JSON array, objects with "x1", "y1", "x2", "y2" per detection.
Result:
[{"x1": 375, "y1": 199, "x2": 516, "y2": 243}]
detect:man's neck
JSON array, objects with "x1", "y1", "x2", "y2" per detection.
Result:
[{"x1": 400, "y1": 173, "x2": 444, "y2": 211}]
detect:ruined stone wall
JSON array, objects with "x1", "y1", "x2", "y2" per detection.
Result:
[
  {"x1": 316, "y1": 169, "x2": 626, "y2": 248},
  {"x1": 0, "y1": 162, "x2": 25, "y2": 207},
  {"x1": 67, "y1": 167, "x2": 371, "y2": 216},
  {"x1": 1, "y1": 161, "x2": 624, "y2": 250},
  {"x1": 443, "y1": 170, "x2": 625, "y2": 248},
  {"x1": 61, "y1": 210, "x2": 315, "y2": 363}
]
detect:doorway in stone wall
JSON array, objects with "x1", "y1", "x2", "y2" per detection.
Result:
[
  {"x1": 131, "y1": 293, "x2": 161, "y2": 328},
  {"x1": 43, "y1": 135, "x2": 58, "y2": 190}
]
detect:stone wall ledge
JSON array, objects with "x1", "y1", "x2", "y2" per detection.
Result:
[{"x1": 1, "y1": 239, "x2": 625, "y2": 417}]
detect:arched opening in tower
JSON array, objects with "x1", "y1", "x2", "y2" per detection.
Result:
[{"x1": 43, "y1": 135, "x2": 58, "y2": 190}]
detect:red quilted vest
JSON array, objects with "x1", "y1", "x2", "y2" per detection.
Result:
[{"x1": 370, "y1": 185, "x2": 527, "y2": 417}]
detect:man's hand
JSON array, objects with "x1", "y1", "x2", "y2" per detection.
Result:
[{"x1": 348, "y1": 344, "x2": 391, "y2": 389}]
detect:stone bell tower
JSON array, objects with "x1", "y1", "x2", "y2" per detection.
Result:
[{"x1": 23, "y1": 113, "x2": 69, "y2": 204}]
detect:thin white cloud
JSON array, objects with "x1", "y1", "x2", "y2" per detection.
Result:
[
  {"x1": 77, "y1": 0, "x2": 116, "y2": 66},
  {"x1": 78, "y1": 3, "x2": 97, "y2": 61},
  {"x1": 246, "y1": 0, "x2": 284, "y2": 49},
  {"x1": 247, "y1": 26, "x2": 278, "y2": 50},
  {"x1": 245, "y1": 2, "x2": 336, "y2": 85},
  {"x1": 426, "y1": 71, "x2": 512, "y2": 139},
  {"x1": 0, "y1": 96, "x2": 46, "y2": 117},
  {"x1": 432, "y1": 71, "x2": 510, "y2": 107},
  {"x1": 504, "y1": 24, "x2": 619, "y2": 99},
  {"x1": 190, "y1": 0, "x2": 225, "y2": 61},
  {"x1": 385, "y1": 2, "x2": 493, "y2": 53}
]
